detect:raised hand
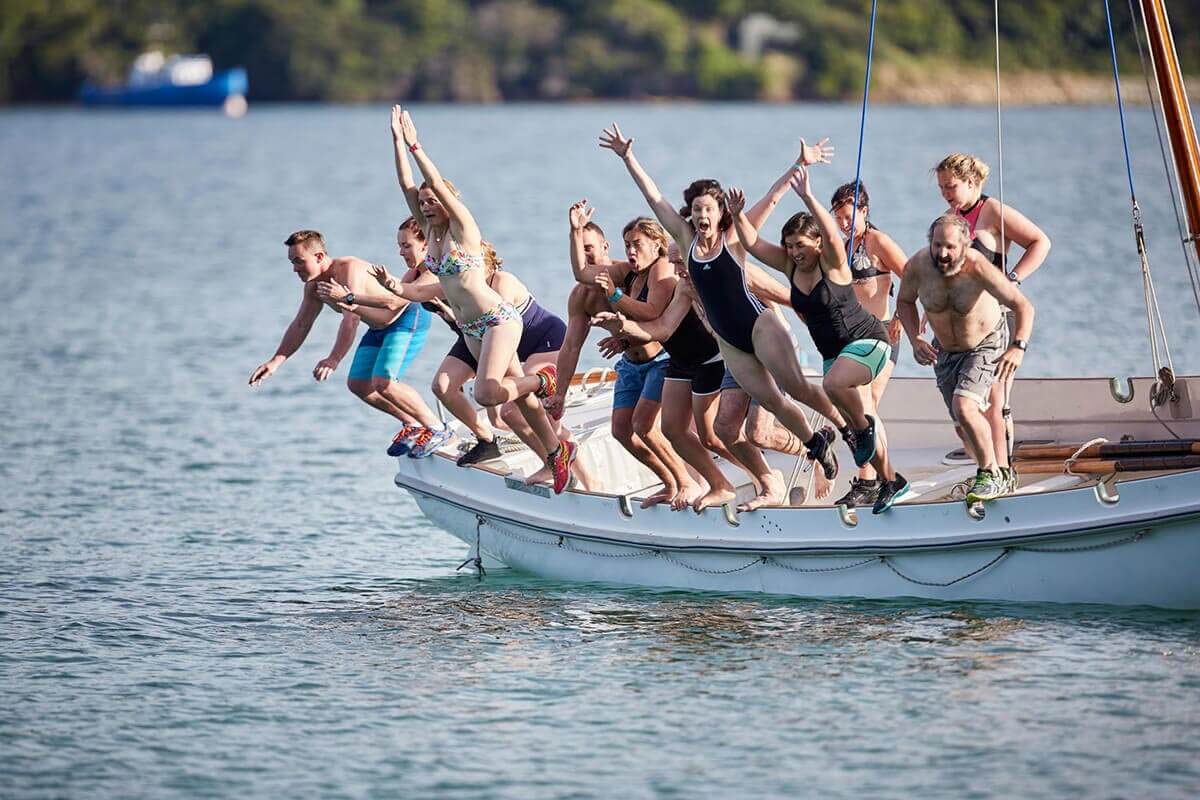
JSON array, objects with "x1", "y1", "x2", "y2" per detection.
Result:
[
  {"x1": 399, "y1": 109, "x2": 419, "y2": 147},
  {"x1": 390, "y1": 105, "x2": 403, "y2": 139},
  {"x1": 797, "y1": 137, "x2": 834, "y2": 166},
  {"x1": 599, "y1": 123, "x2": 633, "y2": 159},
  {"x1": 312, "y1": 357, "x2": 338, "y2": 382},
  {"x1": 569, "y1": 199, "x2": 595, "y2": 231},
  {"x1": 788, "y1": 164, "x2": 812, "y2": 199},
  {"x1": 725, "y1": 187, "x2": 746, "y2": 215}
]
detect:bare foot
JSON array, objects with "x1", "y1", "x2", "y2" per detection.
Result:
[
  {"x1": 693, "y1": 486, "x2": 736, "y2": 512},
  {"x1": 671, "y1": 482, "x2": 704, "y2": 511},
  {"x1": 813, "y1": 466, "x2": 833, "y2": 500},
  {"x1": 640, "y1": 486, "x2": 677, "y2": 508},
  {"x1": 524, "y1": 465, "x2": 552, "y2": 486},
  {"x1": 738, "y1": 470, "x2": 785, "y2": 512}
]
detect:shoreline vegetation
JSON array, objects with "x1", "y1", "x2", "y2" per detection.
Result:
[{"x1": 3, "y1": 0, "x2": 1197, "y2": 106}]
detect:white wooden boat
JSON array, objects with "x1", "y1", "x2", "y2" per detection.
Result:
[
  {"x1": 395, "y1": 373, "x2": 1200, "y2": 608},
  {"x1": 394, "y1": 0, "x2": 1200, "y2": 608}
]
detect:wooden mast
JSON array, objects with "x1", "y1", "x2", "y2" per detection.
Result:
[{"x1": 1141, "y1": 0, "x2": 1200, "y2": 262}]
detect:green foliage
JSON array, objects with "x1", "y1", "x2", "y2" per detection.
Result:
[{"x1": 1, "y1": 0, "x2": 1197, "y2": 103}]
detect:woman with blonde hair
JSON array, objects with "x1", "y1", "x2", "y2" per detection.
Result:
[{"x1": 934, "y1": 152, "x2": 1051, "y2": 492}]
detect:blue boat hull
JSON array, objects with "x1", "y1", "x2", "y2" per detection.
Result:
[{"x1": 80, "y1": 68, "x2": 248, "y2": 107}]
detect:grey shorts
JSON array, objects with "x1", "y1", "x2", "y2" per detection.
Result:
[{"x1": 933, "y1": 318, "x2": 1008, "y2": 420}]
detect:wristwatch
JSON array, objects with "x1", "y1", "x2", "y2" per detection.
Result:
[
  {"x1": 1006, "y1": 270, "x2": 1021, "y2": 285},
  {"x1": 344, "y1": 292, "x2": 356, "y2": 305},
  {"x1": 1012, "y1": 338, "x2": 1028, "y2": 351}
]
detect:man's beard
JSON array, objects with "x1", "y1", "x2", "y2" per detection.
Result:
[{"x1": 935, "y1": 251, "x2": 965, "y2": 277}]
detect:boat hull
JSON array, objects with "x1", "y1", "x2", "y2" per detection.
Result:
[
  {"x1": 396, "y1": 374, "x2": 1200, "y2": 608},
  {"x1": 80, "y1": 68, "x2": 248, "y2": 107}
]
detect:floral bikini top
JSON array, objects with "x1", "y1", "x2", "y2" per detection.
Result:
[{"x1": 424, "y1": 235, "x2": 484, "y2": 277}]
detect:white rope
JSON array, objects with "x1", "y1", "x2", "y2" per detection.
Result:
[{"x1": 1065, "y1": 437, "x2": 1109, "y2": 476}]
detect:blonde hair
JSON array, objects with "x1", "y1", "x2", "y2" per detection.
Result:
[
  {"x1": 622, "y1": 217, "x2": 670, "y2": 258},
  {"x1": 935, "y1": 153, "x2": 990, "y2": 185},
  {"x1": 418, "y1": 178, "x2": 462, "y2": 198}
]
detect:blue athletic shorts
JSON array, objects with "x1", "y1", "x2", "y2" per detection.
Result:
[
  {"x1": 347, "y1": 304, "x2": 431, "y2": 382},
  {"x1": 612, "y1": 354, "x2": 668, "y2": 410}
]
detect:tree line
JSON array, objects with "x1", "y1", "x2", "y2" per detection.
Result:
[{"x1": 2, "y1": 0, "x2": 1197, "y2": 103}]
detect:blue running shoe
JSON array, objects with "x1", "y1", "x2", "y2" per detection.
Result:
[
  {"x1": 852, "y1": 415, "x2": 878, "y2": 468},
  {"x1": 387, "y1": 424, "x2": 423, "y2": 457},
  {"x1": 408, "y1": 425, "x2": 453, "y2": 458},
  {"x1": 872, "y1": 472, "x2": 910, "y2": 515}
]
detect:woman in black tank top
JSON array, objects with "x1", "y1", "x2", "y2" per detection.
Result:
[
  {"x1": 600, "y1": 122, "x2": 850, "y2": 510},
  {"x1": 731, "y1": 163, "x2": 909, "y2": 514}
]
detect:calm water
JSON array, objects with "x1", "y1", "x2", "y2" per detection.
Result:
[{"x1": 2, "y1": 103, "x2": 1199, "y2": 798}]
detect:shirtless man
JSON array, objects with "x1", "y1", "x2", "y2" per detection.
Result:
[
  {"x1": 895, "y1": 215, "x2": 1034, "y2": 504},
  {"x1": 248, "y1": 229, "x2": 445, "y2": 455},
  {"x1": 545, "y1": 210, "x2": 696, "y2": 507}
]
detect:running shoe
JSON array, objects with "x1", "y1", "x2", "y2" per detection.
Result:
[
  {"x1": 386, "y1": 424, "x2": 423, "y2": 457},
  {"x1": 834, "y1": 477, "x2": 881, "y2": 509},
  {"x1": 965, "y1": 469, "x2": 1005, "y2": 503},
  {"x1": 872, "y1": 472, "x2": 911, "y2": 515},
  {"x1": 408, "y1": 425, "x2": 453, "y2": 459},
  {"x1": 456, "y1": 437, "x2": 501, "y2": 466},
  {"x1": 851, "y1": 415, "x2": 878, "y2": 467},
  {"x1": 548, "y1": 439, "x2": 577, "y2": 494},
  {"x1": 806, "y1": 425, "x2": 839, "y2": 480},
  {"x1": 534, "y1": 364, "x2": 558, "y2": 399}
]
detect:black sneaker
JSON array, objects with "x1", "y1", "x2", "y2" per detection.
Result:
[
  {"x1": 852, "y1": 415, "x2": 878, "y2": 467},
  {"x1": 834, "y1": 477, "x2": 881, "y2": 509},
  {"x1": 456, "y1": 438, "x2": 501, "y2": 466},
  {"x1": 806, "y1": 425, "x2": 839, "y2": 480},
  {"x1": 872, "y1": 472, "x2": 911, "y2": 515}
]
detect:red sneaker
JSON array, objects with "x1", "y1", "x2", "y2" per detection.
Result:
[
  {"x1": 533, "y1": 364, "x2": 558, "y2": 399},
  {"x1": 548, "y1": 439, "x2": 577, "y2": 495}
]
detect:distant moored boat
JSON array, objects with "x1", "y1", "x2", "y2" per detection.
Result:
[{"x1": 80, "y1": 51, "x2": 248, "y2": 114}]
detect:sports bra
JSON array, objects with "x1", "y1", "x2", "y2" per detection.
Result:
[{"x1": 957, "y1": 196, "x2": 1005, "y2": 268}]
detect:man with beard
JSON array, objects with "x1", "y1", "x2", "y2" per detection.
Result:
[{"x1": 895, "y1": 215, "x2": 1034, "y2": 504}]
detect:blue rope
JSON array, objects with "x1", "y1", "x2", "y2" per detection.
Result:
[
  {"x1": 846, "y1": 0, "x2": 878, "y2": 262},
  {"x1": 1104, "y1": 0, "x2": 1138, "y2": 201}
]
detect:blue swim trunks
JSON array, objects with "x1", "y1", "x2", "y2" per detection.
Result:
[
  {"x1": 612, "y1": 353, "x2": 669, "y2": 410},
  {"x1": 347, "y1": 304, "x2": 431, "y2": 382}
]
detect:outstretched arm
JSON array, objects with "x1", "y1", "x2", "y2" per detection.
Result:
[
  {"x1": 568, "y1": 200, "x2": 607, "y2": 285},
  {"x1": 398, "y1": 108, "x2": 482, "y2": 247},
  {"x1": 544, "y1": 289, "x2": 593, "y2": 419},
  {"x1": 743, "y1": 137, "x2": 834, "y2": 231},
  {"x1": 600, "y1": 123, "x2": 691, "y2": 249},
  {"x1": 315, "y1": 309, "x2": 360, "y2": 382},
  {"x1": 743, "y1": 262, "x2": 792, "y2": 305},
  {"x1": 316, "y1": 268, "x2": 444, "y2": 311},
  {"x1": 895, "y1": 258, "x2": 938, "y2": 367},
  {"x1": 390, "y1": 105, "x2": 423, "y2": 225},
  {"x1": 790, "y1": 165, "x2": 846, "y2": 271},
  {"x1": 249, "y1": 286, "x2": 323, "y2": 385},
  {"x1": 727, "y1": 187, "x2": 789, "y2": 274}
]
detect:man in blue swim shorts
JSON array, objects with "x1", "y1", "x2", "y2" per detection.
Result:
[{"x1": 250, "y1": 226, "x2": 446, "y2": 457}]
